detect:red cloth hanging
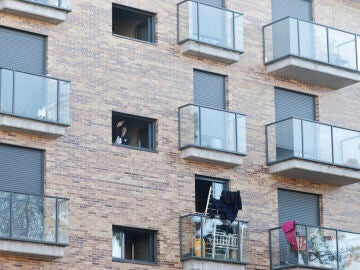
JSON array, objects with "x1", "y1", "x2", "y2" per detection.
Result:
[{"x1": 282, "y1": 220, "x2": 299, "y2": 251}]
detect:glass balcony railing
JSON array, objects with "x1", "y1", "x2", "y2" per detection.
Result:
[
  {"x1": 180, "y1": 214, "x2": 249, "y2": 263},
  {"x1": 0, "y1": 190, "x2": 69, "y2": 245},
  {"x1": 177, "y1": 0, "x2": 244, "y2": 52},
  {"x1": 266, "y1": 117, "x2": 360, "y2": 170},
  {"x1": 179, "y1": 104, "x2": 246, "y2": 154},
  {"x1": 0, "y1": 68, "x2": 70, "y2": 125},
  {"x1": 263, "y1": 17, "x2": 360, "y2": 71},
  {"x1": 24, "y1": 0, "x2": 71, "y2": 10},
  {"x1": 270, "y1": 224, "x2": 360, "y2": 269}
]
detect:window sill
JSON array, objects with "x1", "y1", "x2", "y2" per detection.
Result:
[
  {"x1": 112, "y1": 33, "x2": 157, "y2": 45},
  {"x1": 112, "y1": 258, "x2": 158, "y2": 266},
  {"x1": 112, "y1": 143, "x2": 158, "y2": 153}
]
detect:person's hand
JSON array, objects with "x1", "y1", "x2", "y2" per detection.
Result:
[{"x1": 117, "y1": 121, "x2": 124, "y2": 127}]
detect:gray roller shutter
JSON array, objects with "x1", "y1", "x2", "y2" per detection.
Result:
[
  {"x1": 0, "y1": 144, "x2": 44, "y2": 195},
  {"x1": 275, "y1": 88, "x2": 315, "y2": 121},
  {"x1": 194, "y1": 70, "x2": 225, "y2": 110},
  {"x1": 278, "y1": 189, "x2": 320, "y2": 226},
  {"x1": 198, "y1": 0, "x2": 224, "y2": 7},
  {"x1": 272, "y1": 0, "x2": 312, "y2": 21},
  {"x1": 0, "y1": 27, "x2": 45, "y2": 75}
]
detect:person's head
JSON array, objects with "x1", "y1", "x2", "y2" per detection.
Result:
[{"x1": 121, "y1": 126, "x2": 128, "y2": 135}]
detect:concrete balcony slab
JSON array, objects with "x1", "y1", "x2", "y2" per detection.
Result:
[
  {"x1": 269, "y1": 159, "x2": 360, "y2": 186},
  {"x1": 266, "y1": 56, "x2": 360, "y2": 89},
  {"x1": 183, "y1": 259, "x2": 246, "y2": 270},
  {"x1": 0, "y1": 114, "x2": 66, "y2": 137},
  {"x1": 0, "y1": 0, "x2": 70, "y2": 24},
  {"x1": 0, "y1": 239, "x2": 65, "y2": 259},
  {"x1": 179, "y1": 40, "x2": 241, "y2": 64},
  {"x1": 181, "y1": 146, "x2": 244, "y2": 167}
]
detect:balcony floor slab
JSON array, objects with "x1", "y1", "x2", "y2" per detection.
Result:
[
  {"x1": 0, "y1": 239, "x2": 65, "y2": 259},
  {"x1": 0, "y1": 0, "x2": 69, "y2": 24},
  {"x1": 179, "y1": 40, "x2": 241, "y2": 64},
  {"x1": 266, "y1": 56, "x2": 360, "y2": 89},
  {"x1": 0, "y1": 114, "x2": 66, "y2": 137},
  {"x1": 269, "y1": 159, "x2": 360, "y2": 186},
  {"x1": 183, "y1": 259, "x2": 246, "y2": 270},
  {"x1": 181, "y1": 146, "x2": 244, "y2": 167}
]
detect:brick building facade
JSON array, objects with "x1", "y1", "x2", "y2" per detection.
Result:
[{"x1": 0, "y1": 0, "x2": 359, "y2": 269}]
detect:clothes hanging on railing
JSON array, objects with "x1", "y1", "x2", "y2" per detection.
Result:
[{"x1": 282, "y1": 220, "x2": 299, "y2": 251}]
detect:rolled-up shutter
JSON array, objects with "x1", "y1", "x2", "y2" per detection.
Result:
[
  {"x1": 198, "y1": 0, "x2": 224, "y2": 8},
  {"x1": 275, "y1": 88, "x2": 315, "y2": 121},
  {"x1": 0, "y1": 144, "x2": 44, "y2": 195},
  {"x1": 278, "y1": 189, "x2": 320, "y2": 226},
  {"x1": 272, "y1": 0, "x2": 312, "y2": 21},
  {"x1": 0, "y1": 27, "x2": 45, "y2": 75},
  {"x1": 194, "y1": 70, "x2": 225, "y2": 110}
]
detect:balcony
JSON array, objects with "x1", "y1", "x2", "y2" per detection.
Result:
[
  {"x1": 0, "y1": 0, "x2": 71, "y2": 24},
  {"x1": 179, "y1": 104, "x2": 246, "y2": 167},
  {"x1": 270, "y1": 224, "x2": 360, "y2": 270},
  {"x1": 266, "y1": 118, "x2": 360, "y2": 186},
  {"x1": 180, "y1": 214, "x2": 249, "y2": 270},
  {"x1": 0, "y1": 190, "x2": 69, "y2": 259},
  {"x1": 0, "y1": 68, "x2": 70, "y2": 137},
  {"x1": 263, "y1": 17, "x2": 360, "y2": 89},
  {"x1": 177, "y1": 0, "x2": 244, "y2": 64}
]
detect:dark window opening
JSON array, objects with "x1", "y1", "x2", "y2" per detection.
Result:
[
  {"x1": 195, "y1": 176, "x2": 228, "y2": 213},
  {"x1": 112, "y1": 4, "x2": 155, "y2": 43},
  {"x1": 112, "y1": 226, "x2": 157, "y2": 263},
  {"x1": 112, "y1": 112, "x2": 156, "y2": 151}
]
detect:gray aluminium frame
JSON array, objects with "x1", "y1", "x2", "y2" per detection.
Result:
[
  {"x1": 0, "y1": 68, "x2": 71, "y2": 126},
  {"x1": 176, "y1": 0, "x2": 244, "y2": 53},
  {"x1": 112, "y1": 3, "x2": 156, "y2": 44},
  {"x1": 178, "y1": 103, "x2": 247, "y2": 155},
  {"x1": 265, "y1": 117, "x2": 360, "y2": 170},
  {"x1": 269, "y1": 224, "x2": 360, "y2": 270},
  {"x1": 23, "y1": 0, "x2": 72, "y2": 12},
  {"x1": 179, "y1": 213, "x2": 250, "y2": 264},
  {"x1": 262, "y1": 16, "x2": 360, "y2": 71}
]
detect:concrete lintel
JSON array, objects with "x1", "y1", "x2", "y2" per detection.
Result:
[
  {"x1": 183, "y1": 259, "x2": 246, "y2": 270},
  {"x1": 0, "y1": 114, "x2": 66, "y2": 137},
  {"x1": 0, "y1": 239, "x2": 65, "y2": 259},
  {"x1": 269, "y1": 159, "x2": 360, "y2": 186},
  {"x1": 181, "y1": 147, "x2": 244, "y2": 167},
  {"x1": 0, "y1": 0, "x2": 68, "y2": 24},
  {"x1": 266, "y1": 56, "x2": 360, "y2": 89},
  {"x1": 179, "y1": 41, "x2": 241, "y2": 64}
]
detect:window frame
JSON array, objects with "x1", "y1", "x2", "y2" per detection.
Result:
[
  {"x1": 112, "y1": 111, "x2": 157, "y2": 152},
  {"x1": 112, "y1": 225, "x2": 158, "y2": 265},
  {"x1": 112, "y1": 3, "x2": 156, "y2": 44}
]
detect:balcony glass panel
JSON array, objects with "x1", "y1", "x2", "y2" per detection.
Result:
[
  {"x1": 263, "y1": 17, "x2": 360, "y2": 70},
  {"x1": 25, "y1": 0, "x2": 71, "y2": 9},
  {"x1": 177, "y1": 1, "x2": 244, "y2": 51},
  {"x1": 179, "y1": 104, "x2": 246, "y2": 154},
  {"x1": 266, "y1": 118, "x2": 360, "y2": 169},
  {"x1": 270, "y1": 224, "x2": 360, "y2": 270},
  {"x1": 0, "y1": 68, "x2": 70, "y2": 125},
  {"x1": 180, "y1": 214, "x2": 249, "y2": 263},
  {"x1": 0, "y1": 190, "x2": 69, "y2": 245}
]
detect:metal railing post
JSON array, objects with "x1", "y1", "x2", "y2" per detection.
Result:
[
  {"x1": 9, "y1": 192, "x2": 12, "y2": 238},
  {"x1": 57, "y1": 80, "x2": 60, "y2": 123},
  {"x1": 55, "y1": 198, "x2": 59, "y2": 243},
  {"x1": 336, "y1": 230, "x2": 339, "y2": 270},
  {"x1": 305, "y1": 226, "x2": 309, "y2": 267},
  {"x1": 198, "y1": 106, "x2": 202, "y2": 147},
  {"x1": 355, "y1": 35, "x2": 359, "y2": 71},
  {"x1": 237, "y1": 221, "x2": 241, "y2": 262},
  {"x1": 301, "y1": 119, "x2": 304, "y2": 159},
  {"x1": 196, "y1": 1, "x2": 200, "y2": 41},
  {"x1": 232, "y1": 11, "x2": 235, "y2": 50},
  {"x1": 326, "y1": 27, "x2": 330, "y2": 63},
  {"x1": 331, "y1": 126, "x2": 334, "y2": 164},
  {"x1": 12, "y1": 70, "x2": 15, "y2": 114},
  {"x1": 297, "y1": 19, "x2": 300, "y2": 56},
  {"x1": 234, "y1": 113, "x2": 238, "y2": 153},
  {"x1": 200, "y1": 215, "x2": 204, "y2": 257}
]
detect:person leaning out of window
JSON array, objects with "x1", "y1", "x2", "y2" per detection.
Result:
[{"x1": 114, "y1": 120, "x2": 131, "y2": 145}]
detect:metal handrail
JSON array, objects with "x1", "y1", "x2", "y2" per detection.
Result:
[
  {"x1": 22, "y1": 0, "x2": 72, "y2": 11},
  {"x1": 265, "y1": 117, "x2": 360, "y2": 168},
  {"x1": 263, "y1": 16, "x2": 360, "y2": 71},
  {"x1": 177, "y1": 0, "x2": 244, "y2": 52},
  {"x1": 0, "y1": 190, "x2": 69, "y2": 245}
]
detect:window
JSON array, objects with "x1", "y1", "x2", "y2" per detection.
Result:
[
  {"x1": 195, "y1": 175, "x2": 228, "y2": 213},
  {"x1": 112, "y1": 226, "x2": 157, "y2": 264},
  {"x1": 112, "y1": 4, "x2": 155, "y2": 43},
  {"x1": 112, "y1": 112, "x2": 156, "y2": 151}
]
